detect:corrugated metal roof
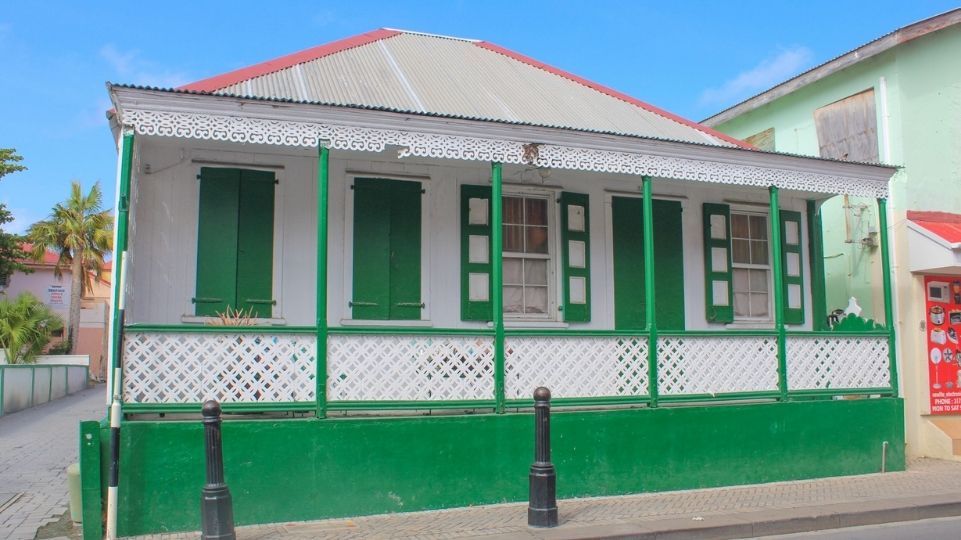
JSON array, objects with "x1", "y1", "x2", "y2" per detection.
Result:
[{"x1": 180, "y1": 29, "x2": 745, "y2": 148}]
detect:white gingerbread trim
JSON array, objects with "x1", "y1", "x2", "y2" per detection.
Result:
[{"x1": 120, "y1": 108, "x2": 888, "y2": 198}]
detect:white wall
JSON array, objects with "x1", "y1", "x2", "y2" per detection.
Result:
[{"x1": 128, "y1": 137, "x2": 813, "y2": 331}]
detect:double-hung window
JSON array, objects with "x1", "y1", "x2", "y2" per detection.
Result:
[
  {"x1": 502, "y1": 195, "x2": 551, "y2": 317},
  {"x1": 731, "y1": 212, "x2": 771, "y2": 320}
]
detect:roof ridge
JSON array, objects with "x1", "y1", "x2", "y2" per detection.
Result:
[
  {"x1": 473, "y1": 40, "x2": 755, "y2": 150},
  {"x1": 382, "y1": 28, "x2": 480, "y2": 42},
  {"x1": 179, "y1": 28, "x2": 401, "y2": 93}
]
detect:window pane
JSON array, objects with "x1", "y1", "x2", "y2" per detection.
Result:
[
  {"x1": 569, "y1": 240, "x2": 586, "y2": 268},
  {"x1": 711, "y1": 247, "x2": 728, "y2": 272},
  {"x1": 733, "y1": 268, "x2": 749, "y2": 292},
  {"x1": 503, "y1": 225, "x2": 524, "y2": 252},
  {"x1": 503, "y1": 197, "x2": 524, "y2": 224},
  {"x1": 504, "y1": 286, "x2": 524, "y2": 313},
  {"x1": 468, "y1": 198, "x2": 488, "y2": 225},
  {"x1": 731, "y1": 214, "x2": 749, "y2": 238},
  {"x1": 750, "y1": 215, "x2": 767, "y2": 240},
  {"x1": 710, "y1": 214, "x2": 727, "y2": 240},
  {"x1": 734, "y1": 292, "x2": 749, "y2": 316},
  {"x1": 784, "y1": 221, "x2": 799, "y2": 245},
  {"x1": 526, "y1": 226, "x2": 549, "y2": 254},
  {"x1": 468, "y1": 273, "x2": 489, "y2": 301},
  {"x1": 732, "y1": 239, "x2": 750, "y2": 264},
  {"x1": 525, "y1": 260, "x2": 548, "y2": 285},
  {"x1": 750, "y1": 293, "x2": 769, "y2": 317},
  {"x1": 786, "y1": 252, "x2": 800, "y2": 277},
  {"x1": 504, "y1": 259, "x2": 523, "y2": 284},
  {"x1": 751, "y1": 240, "x2": 768, "y2": 265},
  {"x1": 525, "y1": 286, "x2": 548, "y2": 314},
  {"x1": 713, "y1": 280, "x2": 729, "y2": 306},
  {"x1": 788, "y1": 284, "x2": 802, "y2": 309},
  {"x1": 468, "y1": 234, "x2": 488, "y2": 264},
  {"x1": 750, "y1": 269, "x2": 768, "y2": 293},
  {"x1": 569, "y1": 277, "x2": 587, "y2": 304},
  {"x1": 526, "y1": 198, "x2": 548, "y2": 226},
  {"x1": 567, "y1": 205, "x2": 585, "y2": 232}
]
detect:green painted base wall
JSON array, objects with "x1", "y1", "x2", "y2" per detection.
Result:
[{"x1": 98, "y1": 398, "x2": 904, "y2": 536}]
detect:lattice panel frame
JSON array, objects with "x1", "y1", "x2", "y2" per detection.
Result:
[
  {"x1": 786, "y1": 335, "x2": 890, "y2": 390},
  {"x1": 120, "y1": 108, "x2": 888, "y2": 198},
  {"x1": 327, "y1": 334, "x2": 494, "y2": 401},
  {"x1": 657, "y1": 336, "x2": 779, "y2": 395},
  {"x1": 505, "y1": 336, "x2": 649, "y2": 399},
  {"x1": 123, "y1": 332, "x2": 316, "y2": 404}
]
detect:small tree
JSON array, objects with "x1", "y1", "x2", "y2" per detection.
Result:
[
  {"x1": 0, "y1": 293, "x2": 63, "y2": 364},
  {"x1": 27, "y1": 182, "x2": 113, "y2": 353},
  {"x1": 0, "y1": 148, "x2": 28, "y2": 285}
]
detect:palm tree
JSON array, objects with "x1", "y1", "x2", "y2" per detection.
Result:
[
  {"x1": 0, "y1": 292, "x2": 63, "y2": 363},
  {"x1": 27, "y1": 182, "x2": 113, "y2": 353}
]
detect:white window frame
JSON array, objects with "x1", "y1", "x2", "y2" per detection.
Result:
[
  {"x1": 730, "y1": 209, "x2": 773, "y2": 322},
  {"x1": 501, "y1": 189, "x2": 557, "y2": 321}
]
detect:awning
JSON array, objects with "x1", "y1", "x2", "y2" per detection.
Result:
[{"x1": 908, "y1": 211, "x2": 961, "y2": 274}]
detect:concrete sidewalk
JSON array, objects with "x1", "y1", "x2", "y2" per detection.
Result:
[{"x1": 126, "y1": 457, "x2": 961, "y2": 540}]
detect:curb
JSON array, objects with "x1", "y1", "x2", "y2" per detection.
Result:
[{"x1": 476, "y1": 493, "x2": 961, "y2": 539}]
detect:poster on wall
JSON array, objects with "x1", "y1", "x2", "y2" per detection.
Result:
[
  {"x1": 926, "y1": 275, "x2": 961, "y2": 414},
  {"x1": 47, "y1": 285, "x2": 65, "y2": 306}
]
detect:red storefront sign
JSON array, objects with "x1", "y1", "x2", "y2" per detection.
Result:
[{"x1": 926, "y1": 275, "x2": 961, "y2": 414}]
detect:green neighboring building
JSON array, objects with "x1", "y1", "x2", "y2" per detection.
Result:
[{"x1": 704, "y1": 8, "x2": 961, "y2": 461}]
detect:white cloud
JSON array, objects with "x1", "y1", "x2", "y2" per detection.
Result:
[
  {"x1": 699, "y1": 46, "x2": 813, "y2": 108},
  {"x1": 100, "y1": 44, "x2": 189, "y2": 88}
]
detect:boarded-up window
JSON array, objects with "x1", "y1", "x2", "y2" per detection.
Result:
[
  {"x1": 745, "y1": 128, "x2": 775, "y2": 151},
  {"x1": 814, "y1": 89, "x2": 879, "y2": 162}
]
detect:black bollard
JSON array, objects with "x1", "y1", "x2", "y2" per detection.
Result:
[
  {"x1": 201, "y1": 400, "x2": 236, "y2": 540},
  {"x1": 528, "y1": 387, "x2": 558, "y2": 527}
]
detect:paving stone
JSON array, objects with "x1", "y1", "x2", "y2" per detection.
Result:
[{"x1": 0, "y1": 385, "x2": 105, "y2": 540}]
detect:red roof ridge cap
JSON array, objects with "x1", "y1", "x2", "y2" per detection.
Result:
[
  {"x1": 179, "y1": 28, "x2": 402, "y2": 93},
  {"x1": 473, "y1": 40, "x2": 756, "y2": 150}
]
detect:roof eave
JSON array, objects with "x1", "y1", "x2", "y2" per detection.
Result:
[{"x1": 109, "y1": 85, "x2": 896, "y2": 189}]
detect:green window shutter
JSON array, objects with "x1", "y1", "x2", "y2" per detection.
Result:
[
  {"x1": 780, "y1": 210, "x2": 805, "y2": 325},
  {"x1": 236, "y1": 170, "x2": 275, "y2": 318},
  {"x1": 703, "y1": 203, "x2": 734, "y2": 323},
  {"x1": 560, "y1": 192, "x2": 590, "y2": 322},
  {"x1": 195, "y1": 168, "x2": 240, "y2": 316},
  {"x1": 460, "y1": 184, "x2": 492, "y2": 321},
  {"x1": 352, "y1": 178, "x2": 423, "y2": 321},
  {"x1": 388, "y1": 180, "x2": 422, "y2": 320},
  {"x1": 352, "y1": 179, "x2": 392, "y2": 320}
]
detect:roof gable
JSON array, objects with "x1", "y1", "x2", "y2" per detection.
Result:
[{"x1": 178, "y1": 29, "x2": 750, "y2": 149}]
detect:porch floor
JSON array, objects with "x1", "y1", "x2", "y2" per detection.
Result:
[{"x1": 124, "y1": 458, "x2": 961, "y2": 539}]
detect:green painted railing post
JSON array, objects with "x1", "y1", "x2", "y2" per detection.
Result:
[
  {"x1": 492, "y1": 162, "x2": 505, "y2": 413},
  {"x1": 769, "y1": 187, "x2": 788, "y2": 400},
  {"x1": 0, "y1": 367, "x2": 5, "y2": 416},
  {"x1": 316, "y1": 144, "x2": 330, "y2": 418},
  {"x1": 878, "y1": 198, "x2": 899, "y2": 397},
  {"x1": 642, "y1": 176, "x2": 659, "y2": 407},
  {"x1": 108, "y1": 131, "x2": 135, "y2": 406}
]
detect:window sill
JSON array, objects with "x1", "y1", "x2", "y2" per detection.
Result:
[
  {"x1": 180, "y1": 316, "x2": 288, "y2": 325},
  {"x1": 339, "y1": 319, "x2": 433, "y2": 327},
  {"x1": 489, "y1": 321, "x2": 570, "y2": 329},
  {"x1": 725, "y1": 321, "x2": 775, "y2": 330}
]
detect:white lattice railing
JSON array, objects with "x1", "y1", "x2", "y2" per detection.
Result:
[
  {"x1": 123, "y1": 332, "x2": 316, "y2": 404},
  {"x1": 327, "y1": 334, "x2": 495, "y2": 402},
  {"x1": 657, "y1": 335, "x2": 779, "y2": 396},
  {"x1": 505, "y1": 335, "x2": 648, "y2": 399},
  {"x1": 786, "y1": 335, "x2": 890, "y2": 391}
]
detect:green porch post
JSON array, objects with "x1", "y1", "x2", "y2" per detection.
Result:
[
  {"x1": 877, "y1": 198, "x2": 899, "y2": 397},
  {"x1": 316, "y1": 145, "x2": 330, "y2": 418},
  {"x1": 492, "y1": 162, "x2": 505, "y2": 413},
  {"x1": 108, "y1": 131, "x2": 135, "y2": 403},
  {"x1": 642, "y1": 176, "x2": 659, "y2": 407},
  {"x1": 769, "y1": 186, "x2": 788, "y2": 400}
]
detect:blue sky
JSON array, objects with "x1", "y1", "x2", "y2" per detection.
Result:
[{"x1": 1, "y1": 1, "x2": 957, "y2": 233}]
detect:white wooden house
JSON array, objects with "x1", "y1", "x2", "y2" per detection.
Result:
[{"x1": 87, "y1": 29, "x2": 903, "y2": 537}]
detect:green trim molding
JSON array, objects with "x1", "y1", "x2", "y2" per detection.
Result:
[{"x1": 89, "y1": 398, "x2": 904, "y2": 536}]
